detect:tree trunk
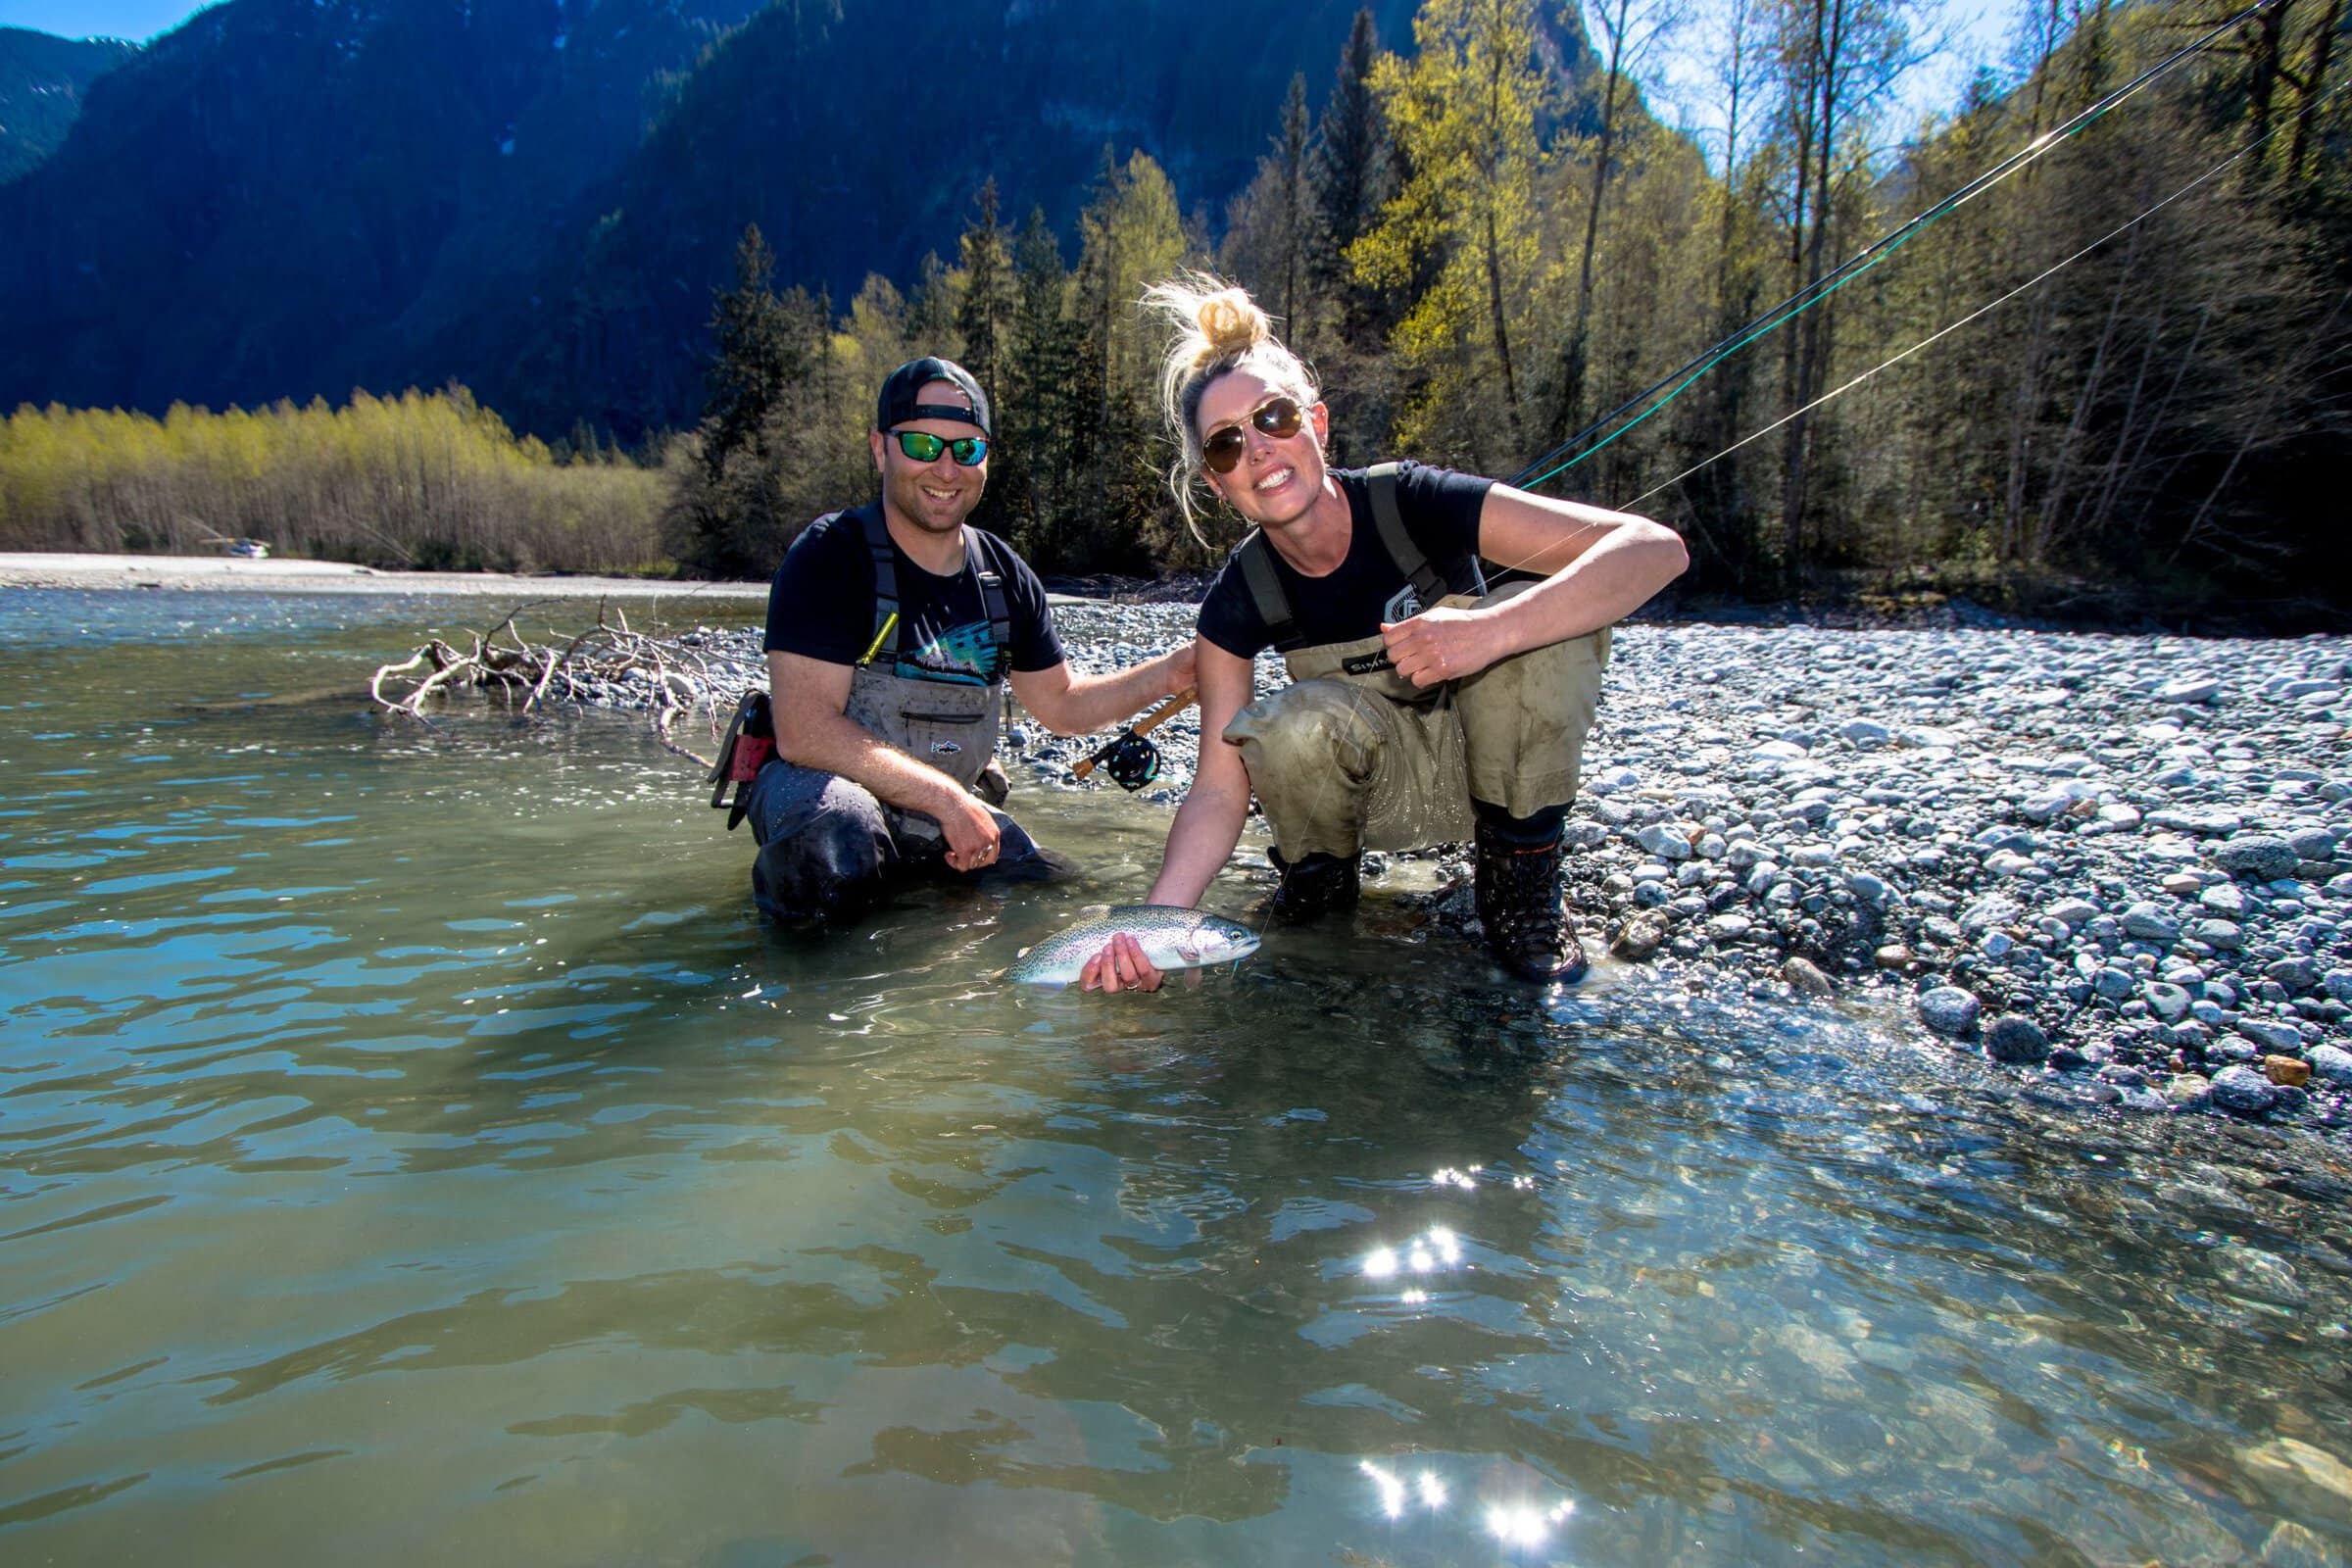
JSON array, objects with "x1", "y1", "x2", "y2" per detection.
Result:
[{"x1": 1559, "y1": 0, "x2": 1632, "y2": 442}]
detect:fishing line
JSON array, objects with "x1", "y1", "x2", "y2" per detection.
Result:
[
  {"x1": 1621, "y1": 75, "x2": 2346, "y2": 514},
  {"x1": 1505, "y1": 0, "x2": 2287, "y2": 495}
]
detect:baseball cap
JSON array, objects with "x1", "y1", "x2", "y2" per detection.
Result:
[{"x1": 874, "y1": 357, "x2": 991, "y2": 438}]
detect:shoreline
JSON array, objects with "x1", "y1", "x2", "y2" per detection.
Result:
[
  {"x1": 0, "y1": 551, "x2": 769, "y2": 600},
  {"x1": 10, "y1": 553, "x2": 2347, "y2": 638}
]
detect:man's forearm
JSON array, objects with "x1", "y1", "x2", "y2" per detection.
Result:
[
  {"x1": 778, "y1": 706, "x2": 972, "y2": 824},
  {"x1": 1047, "y1": 649, "x2": 1189, "y2": 736}
]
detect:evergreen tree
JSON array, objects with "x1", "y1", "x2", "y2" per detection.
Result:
[
  {"x1": 906, "y1": 249, "x2": 958, "y2": 356},
  {"x1": 1313, "y1": 9, "x2": 1396, "y2": 349},
  {"x1": 955, "y1": 181, "x2": 1015, "y2": 416},
  {"x1": 1006, "y1": 207, "x2": 1082, "y2": 564},
  {"x1": 1218, "y1": 74, "x2": 1323, "y2": 349},
  {"x1": 701, "y1": 224, "x2": 798, "y2": 481},
  {"x1": 1076, "y1": 149, "x2": 1191, "y2": 570}
]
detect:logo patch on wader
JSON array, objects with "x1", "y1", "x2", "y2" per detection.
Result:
[
  {"x1": 1383, "y1": 584, "x2": 1422, "y2": 623},
  {"x1": 1342, "y1": 650, "x2": 1396, "y2": 675},
  {"x1": 930, "y1": 739, "x2": 962, "y2": 757}
]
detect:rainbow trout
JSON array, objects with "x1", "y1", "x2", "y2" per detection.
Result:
[{"x1": 1004, "y1": 905, "x2": 1260, "y2": 986}]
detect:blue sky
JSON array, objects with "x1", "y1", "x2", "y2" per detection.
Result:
[{"x1": 0, "y1": 0, "x2": 210, "y2": 40}]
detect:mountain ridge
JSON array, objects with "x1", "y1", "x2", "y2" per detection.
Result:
[
  {"x1": 0, "y1": 25, "x2": 138, "y2": 184},
  {"x1": 0, "y1": 0, "x2": 1426, "y2": 439}
]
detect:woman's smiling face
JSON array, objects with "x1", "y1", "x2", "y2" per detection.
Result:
[{"x1": 1198, "y1": 368, "x2": 1330, "y2": 528}]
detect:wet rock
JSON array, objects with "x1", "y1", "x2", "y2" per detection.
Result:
[
  {"x1": 1919, "y1": 986, "x2": 1981, "y2": 1036},
  {"x1": 1611, "y1": 912, "x2": 1669, "y2": 960},
  {"x1": 2239, "y1": 1437, "x2": 2352, "y2": 1512},
  {"x1": 2211, "y1": 1064, "x2": 2281, "y2": 1115},
  {"x1": 2308, "y1": 1045, "x2": 2352, "y2": 1086},
  {"x1": 1984, "y1": 1014, "x2": 2050, "y2": 1064},
  {"x1": 2258, "y1": 1520, "x2": 2340, "y2": 1568},
  {"x1": 2266, "y1": 1055, "x2": 2313, "y2": 1088},
  {"x1": 1783, "y1": 956, "x2": 1834, "y2": 996}
]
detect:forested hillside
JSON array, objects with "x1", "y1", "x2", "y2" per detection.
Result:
[
  {"x1": 0, "y1": 0, "x2": 1418, "y2": 436},
  {"x1": 0, "y1": 26, "x2": 135, "y2": 183}
]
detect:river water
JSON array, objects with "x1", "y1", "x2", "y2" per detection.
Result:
[{"x1": 3, "y1": 589, "x2": 2347, "y2": 1566}]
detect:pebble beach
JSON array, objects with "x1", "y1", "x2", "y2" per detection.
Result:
[{"x1": 1007, "y1": 602, "x2": 2352, "y2": 1138}]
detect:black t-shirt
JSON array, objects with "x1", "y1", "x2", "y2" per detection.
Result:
[
  {"x1": 1197, "y1": 462, "x2": 1495, "y2": 659},
  {"x1": 764, "y1": 507, "x2": 1064, "y2": 683}
]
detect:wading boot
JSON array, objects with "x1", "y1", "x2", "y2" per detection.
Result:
[
  {"x1": 1473, "y1": 824, "x2": 1588, "y2": 982},
  {"x1": 1264, "y1": 847, "x2": 1362, "y2": 924}
]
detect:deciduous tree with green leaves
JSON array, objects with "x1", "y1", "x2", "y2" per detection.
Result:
[{"x1": 1356, "y1": 0, "x2": 1550, "y2": 470}]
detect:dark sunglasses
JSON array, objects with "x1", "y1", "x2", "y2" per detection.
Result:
[
  {"x1": 1200, "y1": 395, "x2": 1304, "y2": 474},
  {"x1": 892, "y1": 429, "x2": 989, "y2": 466}
]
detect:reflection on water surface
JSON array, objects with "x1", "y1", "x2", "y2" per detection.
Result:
[{"x1": 1, "y1": 588, "x2": 2348, "y2": 1565}]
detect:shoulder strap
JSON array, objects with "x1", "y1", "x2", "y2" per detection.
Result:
[
  {"x1": 1235, "y1": 529, "x2": 1298, "y2": 652},
  {"x1": 857, "y1": 505, "x2": 899, "y2": 663},
  {"x1": 969, "y1": 528, "x2": 1013, "y2": 683},
  {"x1": 1366, "y1": 462, "x2": 1473, "y2": 605}
]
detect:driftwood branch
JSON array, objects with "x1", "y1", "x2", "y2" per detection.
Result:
[{"x1": 370, "y1": 604, "x2": 760, "y2": 769}]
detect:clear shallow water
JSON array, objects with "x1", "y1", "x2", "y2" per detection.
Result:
[{"x1": 3, "y1": 588, "x2": 2349, "y2": 1566}]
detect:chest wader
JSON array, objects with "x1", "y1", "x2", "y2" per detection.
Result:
[
  {"x1": 1220, "y1": 466, "x2": 1610, "y2": 865},
  {"x1": 842, "y1": 507, "x2": 1013, "y2": 845}
]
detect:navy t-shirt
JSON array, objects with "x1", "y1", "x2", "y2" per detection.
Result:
[
  {"x1": 764, "y1": 507, "x2": 1064, "y2": 684},
  {"x1": 1197, "y1": 463, "x2": 1495, "y2": 659}
]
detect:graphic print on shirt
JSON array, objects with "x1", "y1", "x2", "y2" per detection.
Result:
[{"x1": 894, "y1": 619, "x2": 998, "y2": 685}]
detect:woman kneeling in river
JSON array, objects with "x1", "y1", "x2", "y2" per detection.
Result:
[{"x1": 1081, "y1": 275, "x2": 1689, "y2": 993}]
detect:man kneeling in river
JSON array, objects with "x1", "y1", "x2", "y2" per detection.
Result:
[
  {"x1": 1080, "y1": 278, "x2": 1687, "y2": 991},
  {"x1": 745, "y1": 356, "x2": 1193, "y2": 924}
]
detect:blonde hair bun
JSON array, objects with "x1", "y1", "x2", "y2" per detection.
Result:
[{"x1": 1195, "y1": 290, "x2": 1267, "y2": 359}]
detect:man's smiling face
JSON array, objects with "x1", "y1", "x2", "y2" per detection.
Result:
[{"x1": 872, "y1": 379, "x2": 988, "y2": 538}]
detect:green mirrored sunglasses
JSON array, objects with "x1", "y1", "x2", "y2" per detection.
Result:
[{"x1": 892, "y1": 429, "x2": 990, "y2": 466}]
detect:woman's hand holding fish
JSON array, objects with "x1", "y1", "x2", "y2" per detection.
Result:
[
  {"x1": 1379, "y1": 605, "x2": 1502, "y2": 688},
  {"x1": 1081, "y1": 932, "x2": 1165, "y2": 993}
]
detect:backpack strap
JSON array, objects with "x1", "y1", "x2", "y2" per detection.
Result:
[
  {"x1": 1235, "y1": 529, "x2": 1300, "y2": 652},
  {"x1": 1366, "y1": 461, "x2": 1476, "y2": 606},
  {"x1": 857, "y1": 505, "x2": 900, "y2": 664},
  {"x1": 970, "y1": 528, "x2": 1014, "y2": 683}
]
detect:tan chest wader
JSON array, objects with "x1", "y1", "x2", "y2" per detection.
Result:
[
  {"x1": 841, "y1": 507, "x2": 1014, "y2": 844},
  {"x1": 1221, "y1": 464, "x2": 1610, "y2": 862}
]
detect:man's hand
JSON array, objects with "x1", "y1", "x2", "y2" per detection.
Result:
[
  {"x1": 1380, "y1": 605, "x2": 1502, "y2": 688},
  {"x1": 939, "y1": 792, "x2": 1003, "y2": 872},
  {"x1": 1079, "y1": 931, "x2": 1165, "y2": 993}
]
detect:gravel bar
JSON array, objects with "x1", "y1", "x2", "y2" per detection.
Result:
[{"x1": 636, "y1": 602, "x2": 2352, "y2": 1138}]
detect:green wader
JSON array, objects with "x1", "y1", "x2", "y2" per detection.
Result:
[{"x1": 1223, "y1": 579, "x2": 1611, "y2": 863}]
